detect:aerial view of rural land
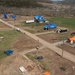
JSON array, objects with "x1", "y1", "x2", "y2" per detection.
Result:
[{"x1": 0, "y1": 0, "x2": 75, "y2": 75}]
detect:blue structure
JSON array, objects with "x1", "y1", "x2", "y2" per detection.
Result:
[
  {"x1": 34, "y1": 15, "x2": 46, "y2": 23},
  {"x1": 44, "y1": 23, "x2": 57, "y2": 30},
  {"x1": 3, "y1": 13, "x2": 8, "y2": 19},
  {"x1": 4, "y1": 50, "x2": 13, "y2": 56},
  {"x1": 12, "y1": 14, "x2": 16, "y2": 20}
]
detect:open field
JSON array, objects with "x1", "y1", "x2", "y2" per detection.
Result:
[
  {"x1": 13, "y1": 34, "x2": 42, "y2": 52},
  {"x1": 0, "y1": 15, "x2": 75, "y2": 75},
  {"x1": 48, "y1": 17, "x2": 75, "y2": 30},
  {"x1": 26, "y1": 48, "x2": 75, "y2": 75},
  {"x1": 37, "y1": 32, "x2": 71, "y2": 43},
  {"x1": 0, "y1": 30, "x2": 22, "y2": 59},
  {"x1": 2, "y1": 15, "x2": 75, "y2": 33},
  {"x1": 58, "y1": 44, "x2": 75, "y2": 55}
]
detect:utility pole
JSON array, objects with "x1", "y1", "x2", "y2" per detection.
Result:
[
  {"x1": 62, "y1": 40, "x2": 64, "y2": 58},
  {"x1": 36, "y1": 39, "x2": 39, "y2": 53}
]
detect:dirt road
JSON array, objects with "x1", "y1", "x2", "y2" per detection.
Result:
[
  {"x1": 0, "y1": 19, "x2": 75, "y2": 63},
  {"x1": 34, "y1": 31, "x2": 55, "y2": 35}
]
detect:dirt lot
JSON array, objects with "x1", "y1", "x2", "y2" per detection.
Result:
[
  {"x1": 58, "y1": 44, "x2": 75, "y2": 55},
  {"x1": 0, "y1": 22, "x2": 11, "y2": 30},
  {"x1": 26, "y1": 47, "x2": 75, "y2": 75},
  {"x1": 37, "y1": 33, "x2": 70, "y2": 43},
  {"x1": 0, "y1": 52, "x2": 42, "y2": 75},
  {"x1": 13, "y1": 34, "x2": 42, "y2": 52}
]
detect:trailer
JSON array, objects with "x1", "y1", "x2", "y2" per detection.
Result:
[
  {"x1": 26, "y1": 20, "x2": 34, "y2": 23},
  {"x1": 56, "y1": 28, "x2": 67, "y2": 33}
]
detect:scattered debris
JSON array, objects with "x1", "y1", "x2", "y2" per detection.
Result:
[
  {"x1": 4, "y1": 50, "x2": 13, "y2": 56},
  {"x1": 19, "y1": 66, "x2": 26, "y2": 73},
  {"x1": 36, "y1": 56, "x2": 43, "y2": 60},
  {"x1": 0, "y1": 37, "x2": 4, "y2": 39},
  {"x1": 59, "y1": 66, "x2": 66, "y2": 71},
  {"x1": 19, "y1": 66, "x2": 30, "y2": 75},
  {"x1": 71, "y1": 32, "x2": 75, "y2": 35}
]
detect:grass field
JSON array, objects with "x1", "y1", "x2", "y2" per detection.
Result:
[
  {"x1": 20, "y1": 22, "x2": 48, "y2": 33},
  {"x1": 48, "y1": 17, "x2": 75, "y2": 29},
  {"x1": 22, "y1": 17, "x2": 75, "y2": 32},
  {"x1": 0, "y1": 30, "x2": 22, "y2": 60}
]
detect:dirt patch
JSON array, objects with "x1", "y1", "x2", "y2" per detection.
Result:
[
  {"x1": 58, "y1": 44, "x2": 75, "y2": 55},
  {"x1": 13, "y1": 34, "x2": 42, "y2": 52},
  {"x1": 0, "y1": 52, "x2": 42, "y2": 75},
  {"x1": 0, "y1": 22, "x2": 11, "y2": 29},
  {"x1": 37, "y1": 33, "x2": 70, "y2": 43},
  {"x1": 26, "y1": 48, "x2": 75, "y2": 75}
]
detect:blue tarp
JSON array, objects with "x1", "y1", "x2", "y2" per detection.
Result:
[
  {"x1": 3, "y1": 13, "x2": 8, "y2": 19},
  {"x1": 34, "y1": 15, "x2": 46, "y2": 22},
  {"x1": 44, "y1": 23, "x2": 57, "y2": 30},
  {"x1": 12, "y1": 14, "x2": 16, "y2": 20},
  {"x1": 4, "y1": 50, "x2": 13, "y2": 56}
]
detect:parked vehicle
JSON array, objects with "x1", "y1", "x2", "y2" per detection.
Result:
[{"x1": 56, "y1": 28, "x2": 67, "y2": 33}]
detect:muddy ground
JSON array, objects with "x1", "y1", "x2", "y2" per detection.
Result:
[
  {"x1": 13, "y1": 35, "x2": 42, "y2": 52},
  {"x1": 58, "y1": 44, "x2": 75, "y2": 55}
]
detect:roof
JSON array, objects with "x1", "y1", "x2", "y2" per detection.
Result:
[{"x1": 69, "y1": 36, "x2": 75, "y2": 41}]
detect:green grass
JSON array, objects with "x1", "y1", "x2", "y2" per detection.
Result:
[
  {"x1": 22, "y1": 22, "x2": 48, "y2": 33},
  {"x1": 48, "y1": 17, "x2": 75, "y2": 29},
  {"x1": 23, "y1": 17, "x2": 75, "y2": 33},
  {"x1": 0, "y1": 30, "x2": 22, "y2": 60},
  {"x1": 26, "y1": 53, "x2": 50, "y2": 71}
]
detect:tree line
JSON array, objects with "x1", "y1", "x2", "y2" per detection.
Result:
[{"x1": 0, "y1": 0, "x2": 43, "y2": 8}]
